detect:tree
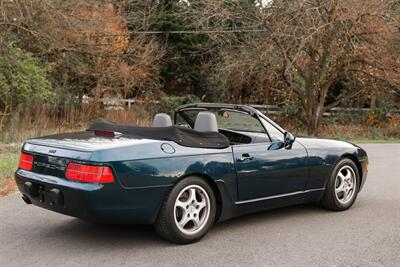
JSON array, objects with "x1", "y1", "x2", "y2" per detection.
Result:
[
  {"x1": 1, "y1": 0, "x2": 164, "y2": 102},
  {"x1": 147, "y1": 0, "x2": 214, "y2": 96},
  {"x1": 191, "y1": 0, "x2": 400, "y2": 134},
  {"x1": 1, "y1": 0, "x2": 399, "y2": 135},
  {"x1": 264, "y1": 0, "x2": 400, "y2": 133}
]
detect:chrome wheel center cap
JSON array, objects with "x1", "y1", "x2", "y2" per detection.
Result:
[{"x1": 188, "y1": 205, "x2": 195, "y2": 213}]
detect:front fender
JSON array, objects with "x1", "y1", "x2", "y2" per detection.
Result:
[{"x1": 296, "y1": 138, "x2": 367, "y2": 191}]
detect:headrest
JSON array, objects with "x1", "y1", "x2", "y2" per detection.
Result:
[
  {"x1": 194, "y1": 112, "x2": 218, "y2": 132},
  {"x1": 152, "y1": 113, "x2": 172, "y2": 127}
]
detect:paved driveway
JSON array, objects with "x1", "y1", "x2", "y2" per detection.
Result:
[{"x1": 1, "y1": 144, "x2": 399, "y2": 266}]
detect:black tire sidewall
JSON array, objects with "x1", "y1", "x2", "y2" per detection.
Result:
[
  {"x1": 327, "y1": 158, "x2": 360, "y2": 210},
  {"x1": 162, "y1": 177, "x2": 216, "y2": 243}
]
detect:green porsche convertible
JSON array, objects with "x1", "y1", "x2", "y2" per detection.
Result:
[{"x1": 15, "y1": 103, "x2": 368, "y2": 243}]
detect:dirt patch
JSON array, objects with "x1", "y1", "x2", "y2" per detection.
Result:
[{"x1": 0, "y1": 178, "x2": 17, "y2": 197}]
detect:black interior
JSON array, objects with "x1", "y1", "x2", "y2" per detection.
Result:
[
  {"x1": 218, "y1": 129, "x2": 252, "y2": 145},
  {"x1": 218, "y1": 129, "x2": 272, "y2": 145}
]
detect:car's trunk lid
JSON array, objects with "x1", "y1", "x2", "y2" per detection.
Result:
[
  {"x1": 22, "y1": 131, "x2": 160, "y2": 179},
  {"x1": 27, "y1": 131, "x2": 152, "y2": 152}
]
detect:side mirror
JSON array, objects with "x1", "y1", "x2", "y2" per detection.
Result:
[{"x1": 283, "y1": 131, "x2": 295, "y2": 149}]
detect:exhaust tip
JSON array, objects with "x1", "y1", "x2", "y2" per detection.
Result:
[{"x1": 22, "y1": 195, "x2": 32, "y2": 205}]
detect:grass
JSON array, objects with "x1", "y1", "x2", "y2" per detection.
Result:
[
  {"x1": 0, "y1": 146, "x2": 19, "y2": 196},
  {"x1": 0, "y1": 153, "x2": 19, "y2": 179},
  {"x1": 289, "y1": 122, "x2": 400, "y2": 143},
  {"x1": 348, "y1": 138, "x2": 400, "y2": 144}
]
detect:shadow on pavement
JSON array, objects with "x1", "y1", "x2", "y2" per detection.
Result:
[{"x1": 39, "y1": 203, "x2": 328, "y2": 247}]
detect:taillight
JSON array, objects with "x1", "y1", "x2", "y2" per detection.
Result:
[
  {"x1": 65, "y1": 163, "x2": 114, "y2": 183},
  {"x1": 95, "y1": 130, "x2": 115, "y2": 137},
  {"x1": 19, "y1": 153, "x2": 33, "y2": 171}
]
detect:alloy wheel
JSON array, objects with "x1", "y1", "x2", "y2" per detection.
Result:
[
  {"x1": 174, "y1": 185, "x2": 211, "y2": 235},
  {"x1": 335, "y1": 165, "x2": 356, "y2": 204}
]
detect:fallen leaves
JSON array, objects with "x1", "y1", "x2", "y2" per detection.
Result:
[{"x1": 0, "y1": 178, "x2": 17, "y2": 197}]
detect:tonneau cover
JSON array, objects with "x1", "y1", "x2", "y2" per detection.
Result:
[{"x1": 88, "y1": 119, "x2": 230, "y2": 149}]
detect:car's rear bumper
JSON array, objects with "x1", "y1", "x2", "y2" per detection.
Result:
[{"x1": 15, "y1": 169, "x2": 170, "y2": 224}]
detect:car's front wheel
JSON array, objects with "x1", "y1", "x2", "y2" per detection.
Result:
[
  {"x1": 154, "y1": 176, "x2": 216, "y2": 244},
  {"x1": 321, "y1": 158, "x2": 360, "y2": 211}
]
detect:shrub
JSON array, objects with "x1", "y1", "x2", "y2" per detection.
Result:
[
  {"x1": 156, "y1": 95, "x2": 201, "y2": 116},
  {"x1": 0, "y1": 41, "x2": 52, "y2": 111}
]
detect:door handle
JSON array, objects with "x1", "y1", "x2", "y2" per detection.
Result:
[{"x1": 236, "y1": 153, "x2": 254, "y2": 162}]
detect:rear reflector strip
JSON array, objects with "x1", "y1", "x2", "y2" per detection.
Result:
[
  {"x1": 65, "y1": 163, "x2": 114, "y2": 183},
  {"x1": 19, "y1": 153, "x2": 33, "y2": 171}
]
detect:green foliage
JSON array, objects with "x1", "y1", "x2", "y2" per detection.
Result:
[
  {"x1": 374, "y1": 93, "x2": 397, "y2": 122},
  {"x1": 0, "y1": 152, "x2": 19, "y2": 180},
  {"x1": 148, "y1": 1, "x2": 213, "y2": 96},
  {"x1": 284, "y1": 102, "x2": 302, "y2": 117},
  {"x1": 374, "y1": 108, "x2": 388, "y2": 123},
  {"x1": 52, "y1": 87, "x2": 81, "y2": 114},
  {"x1": 0, "y1": 41, "x2": 52, "y2": 111},
  {"x1": 157, "y1": 95, "x2": 201, "y2": 116}
]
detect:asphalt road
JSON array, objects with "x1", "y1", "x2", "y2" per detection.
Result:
[{"x1": 1, "y1": 144, "x2": 399, "y2": 267}]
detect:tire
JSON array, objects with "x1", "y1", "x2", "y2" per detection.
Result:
[
  {"x1": 320, "y1": 158, "x2": 360, "y2": 211},
  {"x1": 154, "y1": 176, "x2": 217, "y2": 244}
]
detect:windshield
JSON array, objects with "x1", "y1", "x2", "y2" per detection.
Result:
[{"x1": 177, "y1": 109, "x2": 266, "y2": 133}]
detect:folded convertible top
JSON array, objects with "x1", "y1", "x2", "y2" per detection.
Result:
[{"x1": 87, "y1": 119, "x2": 230, "y2": 149}]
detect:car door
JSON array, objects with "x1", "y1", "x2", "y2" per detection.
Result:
[
  {"x1": 233, "y1": 141, "x2": 308, "y2": 200},
  {"x1": 233, "y1": 116, "x2": 308, "y2": 201}
]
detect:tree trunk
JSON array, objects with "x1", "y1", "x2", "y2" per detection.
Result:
[
  {"x1": 306, "y1": 91, "x2": 329, "y2": 135},
  {"x1": 307, "y1": 106, "x2": 324, "y2": 135},
  {"x1": 370, "y1": 88, "x2": 377, "y2": 113},
  {"x1": 306, "y1": 80, "x2": 332, "y2": 135}
]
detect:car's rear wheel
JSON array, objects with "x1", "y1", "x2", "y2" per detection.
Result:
[
  {"x1": 154, "y1": 176, "x2": 216, "y2": 244},
  {"x1": 320, "y1": 158, "x2": 360, "y2": 211}
]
